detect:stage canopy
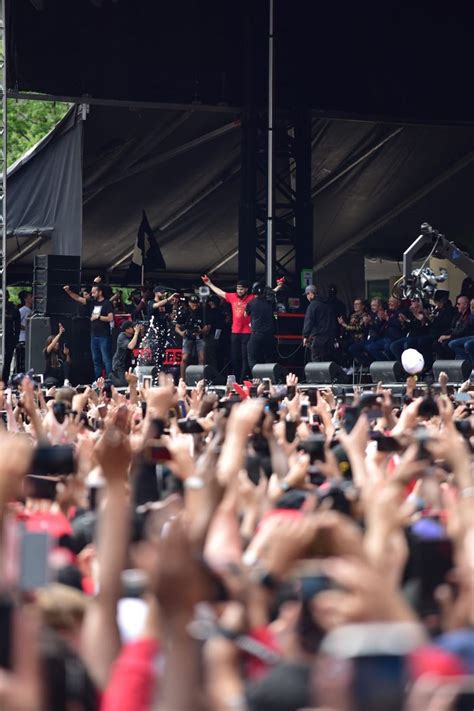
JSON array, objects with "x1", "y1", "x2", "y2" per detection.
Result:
[
  {"x1": 7, "y1": 1, "x2": 474, "y2": 124},
  {"x1": 6, "y1": 103, "x2": 474, "y2": 281}
]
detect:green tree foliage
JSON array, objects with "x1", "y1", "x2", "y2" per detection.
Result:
[{"x1": 7, "y1": 99, "x2": 70, "y2": 166}]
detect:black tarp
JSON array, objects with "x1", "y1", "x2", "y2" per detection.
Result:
[
  {"x1": 6, "y1": 104, "x2": 474, "y2": 284},
  {"x1": 7, "y1": 106, "x2": 83, "y2": 256}
]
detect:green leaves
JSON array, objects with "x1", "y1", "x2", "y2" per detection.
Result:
[{"x1": 7, "y1": 98, "x2": 70, "y2": 166}]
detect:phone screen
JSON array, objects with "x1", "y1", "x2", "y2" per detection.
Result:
[
  {"x1": 0, "y1": 595, "x2": 13, "y2": 670},
  {"x1": 19, "y1": 531, "x2": 51, "y2": 590},
  {"x1": 352, "y1": 655, "x2": 407, "y2": 711},
  {"x1": 245, "y1": 455, "x2": 261, "y2": 485},
  {"x1": 343, "y1": 406, "x2": 359, "y2": 434}
]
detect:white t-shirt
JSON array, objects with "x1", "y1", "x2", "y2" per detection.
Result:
[{"x1": 19, "y1": 305, "x2": 32, "y2": 343}]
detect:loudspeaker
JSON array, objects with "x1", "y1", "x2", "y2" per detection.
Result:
[
  {"x1": 185, "y1": 365, "x2": 218, "y2": 386},
  {"x1": 370, "y1": 361, "x2": 405, "y2": 383},
  {"x1": 305, "y1": 361, "x2": 349, "y2": 385},
  {"x1": 252, "y1": 363, "x2": 287, "y2": 384},
  {"x1": 25, "y1": 316, "x2": 51, "y2": 374},
  {"x1": 33, "y1": 254, "x2": 81, "y2": 316},
  {"x1": 433, "y1": 360, "x2": 472, "y2": 383}
]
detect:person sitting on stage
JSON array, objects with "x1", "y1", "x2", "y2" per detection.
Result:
[
  {"x1": 110, "y1": 321, "x2": 141, "y2": 387},
  {"x1": 435, "y1": 294, "x2": 473, "y2": 359},
  {"x1": 175, "y1": 295, "x2": 209, "y2": 380},
  {"x1": 338, "y1": 298, "x2": 366, "y2": 345},
  {"x1": 43, "y1": 323, "x2": 71, "y2": 386},
  {"x1": 365, "y1": 296, "x2": 404, "y2": 362}
]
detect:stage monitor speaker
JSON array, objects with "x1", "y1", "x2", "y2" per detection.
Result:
[
  {"x1": 252, "y1": 363, "x2": 287, "y2": 384},
  {"x1": 370, "y1": 361, "x2": 405, "y2": 384},
  {"x1": 305, "y1": 361, "x2": 349, "y2": 385},
  {"x1": 135, "y1": 365, "x2": 159, "y2": 385},
  {"x1": 433, "y1": 360, "x2": 471, "y2": 383},
  {"x1": 25, "y1": 316, "x2": 51, "y2": 374},
  {"x1": 185, "y1": 365, "x2": 218, "y2": 386}
]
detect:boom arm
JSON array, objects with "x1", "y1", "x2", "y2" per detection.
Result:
[{"x1": 403, "y1": 223, "x2": 474, "y2": 289}]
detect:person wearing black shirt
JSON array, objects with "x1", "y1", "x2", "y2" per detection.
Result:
[
  {"x1": 127, "y1": 289, "x2": 148, "y2": 321},
  {"x1": 175, "y1": 295, "x2": 208, "y2": 380},
  {"x1": 43, "y1": 323, "x2": 71, "y2": 386},
  {"x1": 409, "y1": 290, "x2": 455, "y2": 370},
  {"x1": 63, "y1": 283, "x2": 114, "y2": 379},
  {"x1": 205, "y1": 295, "x2": 226, "y2": 371},
  {"x1": 111, "y1": 321, "x2": 141, "y2": 386},
  {"x1": 246, "y1": 283, "x2": 277, "y2": 373},
  {"x1": 302, "y1": 285, "x2": 338, "y2": 362}
]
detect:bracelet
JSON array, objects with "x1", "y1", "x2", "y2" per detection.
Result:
[
  {"x1": 461, "y1": 486, "x2": 474, "y2": 499},
  {"x1": 184, "y1": 476, "x2": 205, "y2": 490}
]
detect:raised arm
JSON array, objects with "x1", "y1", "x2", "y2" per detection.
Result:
[
  {"x1": 127, "y1": 324, "x2": 141, "y2": 350},
  {"x1": 153, "y1": 293, "x2": 179, "y2": 310},
  {"x1": 45, "y1": 323, "x2": 65, "y2": 354},
  {"x1": 63, "y1": 285, "x2": 87, "y2": 305},
  {"x1": 201, "y1": 275, "x2": 227, "y2": 300},
  {"x1": 81, "y1": 422, "x2": 132, "y2": 689}
]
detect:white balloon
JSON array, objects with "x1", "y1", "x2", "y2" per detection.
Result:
[{"x1": 401, "y1": 348, "x2": 425, "y2": 375}]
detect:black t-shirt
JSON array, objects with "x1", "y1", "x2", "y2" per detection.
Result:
[
  {"x1": 246, "y1": 297, "x2": 275, "y2": 335},
  {"x1": 88, "y1": 299, "x2": 113, "y2": 338},
  {"x1": 112, "y1": 332, "x2": 132, "y2": 373},
  {"x1": 44, "y1": 351, "x2": 65, "y2": 382},
  {"x1": 206, "y1": 306, "x2": 226, "y2": 339}
]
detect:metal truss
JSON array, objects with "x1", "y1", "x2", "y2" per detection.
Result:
[{"x1": 239, "y1": 108, "x2": 313, "y2": 286}]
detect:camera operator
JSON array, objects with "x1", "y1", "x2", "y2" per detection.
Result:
[
  {"x1": 246, "y1": 282, "x2": 277, "y2": 373},
  {"x1": 175, "y1": 295, "x2": 209, "y2": 380},
  {"x1": 110, "y1": 321, "x2": 142, "y2": 387}
]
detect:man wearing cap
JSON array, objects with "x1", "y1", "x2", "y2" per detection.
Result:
[
  {"x1": 201, "y1": 275, "x2": 255, "y2": 381},
  {"x1": 302, "y1": 284, "x2": 338, "y2": 362},
  {"x1": 175, "y1": 295, "x2": 209, "y2": 380}
]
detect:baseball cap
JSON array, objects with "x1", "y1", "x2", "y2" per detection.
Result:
[
  {"x1": 304, "y1": 285, "x2": 317, "y2": 295},
  {"x1": 188, "y1": 294, "x2": 199, "y2": 303}
]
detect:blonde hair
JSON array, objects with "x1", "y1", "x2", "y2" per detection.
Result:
[{"x1": 35, "y1": 583, "x2": 88, "y2": 632}]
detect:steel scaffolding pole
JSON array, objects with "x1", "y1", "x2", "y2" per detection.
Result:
[
  {"x1": 0, "y1": 0, "x2": 7, "y2": 373},
  {"x1": 265, "y1": 0, "x2": 274, "y2": 286}
]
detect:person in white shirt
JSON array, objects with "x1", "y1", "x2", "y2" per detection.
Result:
[{"x1": 16, "y1": 290, "x2": 33, "y2": 372}]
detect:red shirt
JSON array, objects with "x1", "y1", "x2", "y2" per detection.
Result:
[{"x1": 225, "y1": 292, "x2": 255, "y2": 334}]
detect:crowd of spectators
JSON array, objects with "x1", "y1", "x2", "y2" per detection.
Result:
[{"x1": 0, "y1": 369, "x2": 472, "y2": 710}]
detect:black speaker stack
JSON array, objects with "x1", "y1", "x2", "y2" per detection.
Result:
[
  {"x1": 29, "y1": 255, "x2": 94, "y2": 384},
  {"x1": 33, "y1": 255, "x2": 81, "y2": 316}
]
